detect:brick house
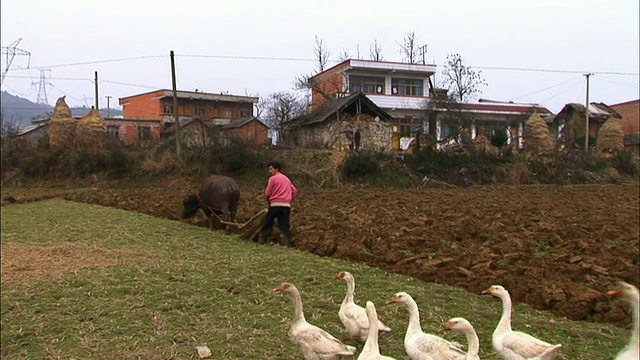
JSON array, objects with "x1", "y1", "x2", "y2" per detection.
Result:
[
  {"x1": 219, "y1": 117, "x2": 269, "y2": 146},
  {"x1": 610, "y1": 99, "x2": 639, "y2": 155},
  {"x1": 164, "y1": 116, "x2": 269, "y2": 147},
  {"x1": 308, "y1": 59, "x2": 553, "y2": 150},
  {"x1": 118, "y1": 89, "x2": 258, "y2": 126}
]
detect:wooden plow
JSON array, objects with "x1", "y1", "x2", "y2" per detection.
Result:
[{"x1": 217, "y1": 208, "x2": 268, "y2": 241}]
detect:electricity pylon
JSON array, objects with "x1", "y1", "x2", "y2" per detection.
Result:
[
  {"x1": 1, "y1": 38, "x2": 31, "y2": 88},
  {"x1": 33, "y1": 69, "x2": 51, "y2": 104}
]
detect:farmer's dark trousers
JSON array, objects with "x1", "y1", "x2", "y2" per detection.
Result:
[{"x1": 261, "y1": 206, "x2": 291, "y2": 239}]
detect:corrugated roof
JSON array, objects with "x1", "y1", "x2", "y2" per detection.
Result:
[{"x1": 288, "y1": 92, "x2": 393, "y2": 127}]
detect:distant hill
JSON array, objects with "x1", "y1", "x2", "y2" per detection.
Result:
[{"x1": 1, "y1": 91, "x2": 122, "y2": 128}]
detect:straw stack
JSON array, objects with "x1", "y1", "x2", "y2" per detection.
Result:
[
  {"x1": 524, "y1": 111, "x2": 554, "y2": 157},
  {"x1": 48, "y1": 96, "x2": 77, "y2": 149},
  {"x1": 597, "y1": 118, "x2": 624, "y2": 158},
  {"x1": 76, "y1": 107, "x2": 107, "y2": 152}
]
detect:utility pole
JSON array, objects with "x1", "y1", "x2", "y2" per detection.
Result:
[
  {"x1": 170, "y1": 50, "x2": 182, "y2": 159},
  {"x1": 105, "y1": 96, "x2": 112, "y2": 117},
  {"x1": 94, "y1": 71, "x2": 99, "y2": 110},
  {"x1": 584, "y1": 73, "x2": 592, "y2": 152}
]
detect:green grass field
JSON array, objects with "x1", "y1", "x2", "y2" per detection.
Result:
[{"x1": 0, "y1": 199, "x2": 631, "y2": 359}]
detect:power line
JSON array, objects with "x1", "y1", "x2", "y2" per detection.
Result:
[
  {"x1": 472, "y1": 65, "x2": 638, "y2": 76},
  {"x1": 7, "y1": 52, "x2": 638, "y2": 76},
  {"x1": 511, "y1": 76, "x2": 584, "y2": 101}
]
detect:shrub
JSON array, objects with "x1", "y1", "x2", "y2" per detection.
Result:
[
  {"x1": 610, "y1": 151, "x2": 639, "y2": 176},
  {"x1": 340, "y1": 150, "x2": 382, "y2": 180}
]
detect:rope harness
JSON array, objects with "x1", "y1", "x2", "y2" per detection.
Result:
[{"x1": 195, "y1": 188, "x2": 228, "y2": 223}]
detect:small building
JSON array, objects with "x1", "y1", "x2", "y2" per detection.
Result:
[
  {"x1": 163, "y1": 116, "x2": 269, "y2": 148},
  {"x1": 219, "y1": 117, "x2": 269, "y2": 146},
  {"x1": 282, "y1": 92, "x2": 393, "y2": 150},
  {"x1": 554, "y1": 102, "x2": 622, "y2": 150}
]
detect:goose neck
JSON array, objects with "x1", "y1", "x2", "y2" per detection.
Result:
[
  {"x1": 465, "y1": 328, "x2": 480, "y2": 358},
  {"x1": 289, "y1": 289, "x2": 306, "y2": 322},
  {"x1": 405, "y1": 299, "x2": 424, "y2": 336},
  {"x1": 343, "y1": 277, "x2": 355, "y2": 304},
  {"x1": 496, "y1": 293, "x2": 513, "y2": 333}
]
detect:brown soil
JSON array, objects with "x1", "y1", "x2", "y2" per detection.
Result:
[{"x1": 2, "y1": 177, "x2": 638, "y2": 326}]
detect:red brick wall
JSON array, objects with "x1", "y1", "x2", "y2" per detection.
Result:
[
  {"x1": 121, "y1": 91, "x2": 255, "y2": 121},
  {"x1": 105, "y1": 119, "x2": 163, "y2": 146},
  {"x1": 611, "y1": 100, "x2": 640, "y2": 134},
  {"x1": 310, "y1": 63, "x2": 348, "y2": 110},
  {"x1": 120, "y1": 90, "x2": 164, "y2": 119},
  {"x1": 220, "y1": 121, "x2": 268, "y2": 145}
]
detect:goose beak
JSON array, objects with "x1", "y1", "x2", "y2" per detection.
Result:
[
  {"x1": 481, "y1": 288, "x2": 492, "y2": 295},
  {"x1": 333, "y1": 273, "x2": 342, "y2": 279},
  {"x1": 437, "y1": 326, "x2": 450, "y2": 333},
  {"x1": 385, "y1": 298, "x2": 396, "y2": 305},
  {"x1": 607, "y1": 289, "x2": 620, "y2": 297}
]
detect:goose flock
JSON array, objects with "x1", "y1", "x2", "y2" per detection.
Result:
[{"x1": 272, "y1": 272, "x2": 639, "y2": 360}]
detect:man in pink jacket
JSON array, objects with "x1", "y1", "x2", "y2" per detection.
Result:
[{"x1": 259, "y1": 161, "x2": 298, "y2": 247}]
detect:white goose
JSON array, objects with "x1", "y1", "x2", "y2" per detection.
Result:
[
  {"x1": 273, "y1": 282, "x2": 357, "y2": 360},
  {"x1": 607, "y1": 281, "x2": 639, "y2": 360},
  {"x1": 441, "y1": 318, "x2": 480, "y2": 360},
  {"x1": 386, "y1": 292, "x2": 465, "y2": 360},
  {"x1": 335, "y1": 271, "x2": 391, "y2": 342},
  {"x1": 357, "y1": 301, "x2": 397, "y2": 360},
  {"x1": 482, "y1": 285, "x2": 562, "y2": 359}
]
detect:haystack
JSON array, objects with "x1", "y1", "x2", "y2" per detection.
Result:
[
  {"x1": 48, "y1": 96, "x2": 76, "y2": 149},
  {"x1": 75, "y1": 107, "x2": 106, "y2": 152},
  {"x1": 597, "y1": 118, "x2": 624, "y2": 158},
  {"x1": 524, "y1": 111, "x2": 554, "y2": 157},
  {"x1": 471, "y1": 131, "x2": 498, "y2": 155}
]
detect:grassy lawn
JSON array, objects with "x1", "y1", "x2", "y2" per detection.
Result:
[{"x1": 1, "y1": 199, "x2": 630, "y2": 359}]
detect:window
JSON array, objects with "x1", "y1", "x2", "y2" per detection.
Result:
[
  {"x1": 195, "y1": 106, "x2": 205, "y2": 117},
  {"x1": 222, "y1": 108, "x2": 232, "y2": 118},
  {"x1": 398, "y1": 118, "x2": 423, "y2": 137},
  {"x1": 106, "y1": 125, "x2": 119, "y2": 139},
  {"x1": 240, "y1": 108, "x2": 251, "y2": 117},
  {"x1": 138, "y1": 126, "x2": 151, "y2": 140},
  {"x1": 348, "y1": 75, "x2": 385, "y2": 94},
  {"x1": 163, "y1": 104, "x2": 173, "y2": 114},
  {"x1": 391, "y1": 78, "x2": 423, "y2": 96}
]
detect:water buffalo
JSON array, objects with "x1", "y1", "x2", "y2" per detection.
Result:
[{"x1": 182, "y1": 175, "x2": 240, "y2": 229}]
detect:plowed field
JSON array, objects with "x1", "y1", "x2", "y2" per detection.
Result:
[{"x1": 3, "y1": 178, "x2": 638, "y2": 326}]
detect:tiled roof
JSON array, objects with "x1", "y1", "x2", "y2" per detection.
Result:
[
  {"x1": 288, "y1": 92, "x2": 393, "y2": 127},
  {"x1": 220, "y1": 117, "x2": 267, "y2": 129}
]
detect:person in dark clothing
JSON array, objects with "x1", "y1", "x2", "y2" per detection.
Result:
[{"x1": 354, "y1": 129, "x2": 361, "y2": 150}]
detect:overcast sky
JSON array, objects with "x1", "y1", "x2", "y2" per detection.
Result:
[{"x1": 1, "y1": 0, "x2": 638, "y2": 113}]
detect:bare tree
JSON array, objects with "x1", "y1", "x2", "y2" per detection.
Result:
[
  {"x1": 314, "y1": 35, "x2": 331, "y2": 73},
  {"x1": 338, "y1": 48, "x2": 351, "y2": 62},
  {"x1": 294, "y1": 36, "x2": 335, "y2": 100},
  {"x1": 0, "y1": 112, "x2": 21, "y2": 138},
  {"x1": 397, "y1": 31, "x2": 419, "y2": 64},
  {"x1": 440, "y1": 53, "x2": 487, "y2": 102},
  {"x1": 369, "y1": 40, "x2": 384, "y2": 61},
  {"x1": 261, "y1": 92, "x2": 308, "y2": 144},
  {"x1": 354, "y1": 42, "x2": 362, "y2": 59}
]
